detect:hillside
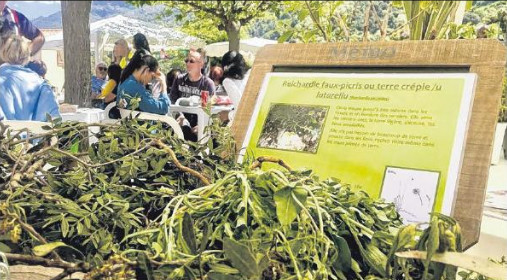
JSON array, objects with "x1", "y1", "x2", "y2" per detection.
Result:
[{"x1": 32, "y1": 1, "x2": 174, "y2": 29}]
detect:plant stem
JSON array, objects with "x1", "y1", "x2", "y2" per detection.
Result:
[
  {"x1": 275, "y1": 230, "x2": 302, "y2": 279},
  {"x1": 152, "y1": 139, "x2": 210, "y2": 185},
  {"x1": 5, "y1": 252, "x2": 89, "y2": 271}
]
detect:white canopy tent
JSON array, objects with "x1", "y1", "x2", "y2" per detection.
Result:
[
  {"x1": 204, "y1": 37, "x2": 277, "y2": 58},
  {"x1": 43, "y1": 15, "x2": 204, "y2": 64}
]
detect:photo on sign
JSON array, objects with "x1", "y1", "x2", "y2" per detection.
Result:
[
  {"x1": 380, "y1": 166, "x2": 440, "y2": 224},
  {"x1": 257, "y1": 104, "x2": 328, "y2": 153}
]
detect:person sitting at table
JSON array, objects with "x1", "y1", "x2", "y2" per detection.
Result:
[
  {"x1": 90, "y1": 64, "x2": 121, "y2": 119},
  {"x1": 98, "y1": 64, "x2": 121, "y2": 104},
  {"x1": 209, "y1": 65, "x2": 224, "y2": 87},
  {"x1": 221, "y1": 50, "x2": 250, "y2": 121},
  {"x1": 112, "y1": 38, "x2": 132, "y2": 69},
  {"x1": 166, "y1": 68, "x2": 182, "y2": 89},
  {"x1": 116, "y1": 54, "x2": 169, "y2": 115},
  {"x1": 91, "y1": 61, "x2": 107, "y2": 99},
  {"x1": 133, "y1": 32, "x2": 151, "y2": 56},
  {"x1": 169, "y1": 49, "x2": 215, "y2": 141},
  {"x1": 0, "y1": 35, "x2": 60, "y2": 121}
]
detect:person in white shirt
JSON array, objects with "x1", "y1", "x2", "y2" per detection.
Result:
[{"x1": 221, "y1": 50, "x2": 250, "y2": 122}]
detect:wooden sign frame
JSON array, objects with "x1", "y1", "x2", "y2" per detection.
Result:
[{"x1": 231, "y1": 39, "x2": 506, "y2": 249}]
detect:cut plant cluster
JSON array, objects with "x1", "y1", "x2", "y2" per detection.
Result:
[{"x1": 0, "y1": 117, "x2": 503, "y2": 280}]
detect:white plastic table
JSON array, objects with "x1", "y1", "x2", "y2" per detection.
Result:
[
  {"x1": 169, "y1": 104, "x2": 234, "y2": 142},
  {"x1": 61, "y1": 108, "x2": 105, "y2": 144}
]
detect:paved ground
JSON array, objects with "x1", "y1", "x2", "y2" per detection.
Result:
[
  {"x1": 464, "y1": 157, "x2": 507, "y2": 259},
  {"x1": 9, "y1": 265, "x2": 84, "y2": 280}
]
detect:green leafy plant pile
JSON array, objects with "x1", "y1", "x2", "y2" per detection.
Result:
[
  {"x1": 0, "y1": 117, "x2": 504, "y2": 280},
  {"x1": 124, "y1": 160, "x2": 478, "y2": 280},
  {"x1": 0, "y1": 116, "x2": 235, "y2": 277}
]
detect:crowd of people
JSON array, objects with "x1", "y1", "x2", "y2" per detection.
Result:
[
  {"x1": 82, "y1": 35, "x2": 250, "y2": 141},
  {"x1": 0, "y1": 0, "x2": 251, "y2": 142}
]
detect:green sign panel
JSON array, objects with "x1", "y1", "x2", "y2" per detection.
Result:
[{"x1": 242, "y1": 73, "x2": 476, "y2": 223}]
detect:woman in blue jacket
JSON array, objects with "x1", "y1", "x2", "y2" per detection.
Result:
[
  {"x1": 0, "y1": 35, "x2": 60, "y2": 121},
  {"x1": 117, "y1": 54, "x2": 169, "y2": 115}
]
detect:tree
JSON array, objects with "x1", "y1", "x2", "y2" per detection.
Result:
[
  {"x1": 131, "y1": 1, "x2": 281, "y2": 51},
  {"x1": 61, "y1": 1, "x2": 92, "y2": 106}
]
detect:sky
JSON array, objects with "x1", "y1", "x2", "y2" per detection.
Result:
[{"x1": 7, "y1": 1, "x2": 61, "y2": 20}]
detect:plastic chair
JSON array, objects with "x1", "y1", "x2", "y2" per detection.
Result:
[
  {"x1": 101, "y1": 102, "x2": 121, "y2": 124},
  {"x1": 1, "y1": 120, "x2": 58, "y2": 152},
  {"x1": 223, "y1": 78, "x2": 242, "y2": 124},
  {"x1": 1, "y1": 120, "x2": 51, "y2": 135},
  {"x1": 118, "y1": 108, "x2": 184, "y2": 140}
]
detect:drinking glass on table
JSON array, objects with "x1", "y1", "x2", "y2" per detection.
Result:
[{"x1": 200, "y1": 90, "x2": 209, "y2": 107}]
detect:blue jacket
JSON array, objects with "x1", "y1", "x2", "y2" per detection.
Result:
[
  {"x1": 117, "y1": 75, "x2": 169, "y2": 115},
  {"x1": 0, "y1": 64, "x2": 60, "y2": 121}
]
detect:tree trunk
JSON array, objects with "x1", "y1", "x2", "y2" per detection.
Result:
[
  {"x1": 225, "y1": 21, "x2": 241, "y2": 51},
  {"x1": 61, "y1": 1, "x2": 92, "y2": 106}
]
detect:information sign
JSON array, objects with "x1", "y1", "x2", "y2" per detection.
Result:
[{"x1": 242, "y1": 73, "x2": 476, "y2": 224}]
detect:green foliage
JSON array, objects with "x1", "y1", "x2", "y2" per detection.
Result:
[
  {"x1": 468, "y1": 0, "x2": 507, "y2": 28},
  {"x1": 181, "y1": 18, "x2": 229, "y2": 45},
  {"x1": 278, "y1": 1, "x2": 347, "y2": 43},
  {"x1": 0, "y1": 113, "x2": 502, "y2": 280},
  {"x1": 130, "y1": 0, "x2": 281, "y2": 51},
  {"x1": 270, "y1": 1, "x2": 503, "y2": 43},
  {"x1": 273, "y1": 1, "x2": 406, "y2": 43},
  {"x1": 157, "y1": 49, "x2": 188, "y2": 74},
  {"x1": 499, "y1": 77, "x2": 507, "y2": 123},
  {"x1": 393, "y1": 1, "x2": 473, "y2": 40},
  {"x1": 0, "y1": 116, "x2": 236, "y2": 270}
]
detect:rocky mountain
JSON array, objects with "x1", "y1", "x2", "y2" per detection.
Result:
[{"x1": 32, "y1": 1, "x2": 174, "y2": 29}]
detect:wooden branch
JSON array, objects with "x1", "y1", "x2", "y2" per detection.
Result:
[
  {"x1": 386, "y1": 8, "x2": 426, "y2": 38},
  {"x1": 16, "y1": 218, "x2": 63, "y2": 262},
  {"x1": 381, "y1": 4, "x2": 392, "y2": 40},
  {"x1": 215, "y1": 0, "x2": 223, "y2": 17},
  {"x1": 370, "y1": 1, "x2": 392, "y2": 41},
  {"x1": 239, "y1": 1, "x2": 270, "y2": 25},
  {"x1": 151, "y1": 139, "x2": 211, "y2": 185},
  {"x1": 50, "y1": 267, "x2": 84, "y2": 280},
  {"x1": 369, "y1": 1, "x2": 383, "y2": 36},
  {"x1": 48, "y1": 142, "x2": 149, "y2": 169},
  {"x1": 5, "y1": 253, "x2": 89, "y2": 271},
  {"x1": 363, "y1": 2, "x2": 372, "y2": 42},
  {"x1": 335, "y1": 12, "x2": 350, "y2": 41},
  {"x1": 184, "y1": 1, "x2": 218, "y2": 17},
  {"x1": 250, "y1": 156, "x2": 292, "y2": 171},
  {"x1": 305, "y1": 0, "x2": 328, "y2": 42}
]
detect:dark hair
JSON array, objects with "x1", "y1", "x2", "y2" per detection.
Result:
[
  {"x1": 107, "y1": 64, "x2": 122, "y2": 84},
  {"x1": 221, "y1": 50, "x2": 247, "y2": 80},
  {"x1": 133, "y1": 33, "x2": 150, "y2": 53},
  {"x1": 120, "y1": 54, "x2": 158, "y2": 83},
  {"x1": 26, "y1": 60, "x2": 47, "y2": 77},
  {"x1": 166, "y1": 68, "x2": 182, "y2": 88},
  {"x1": 209, "y1": 65, "x2": 223, "y2": 83}
]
